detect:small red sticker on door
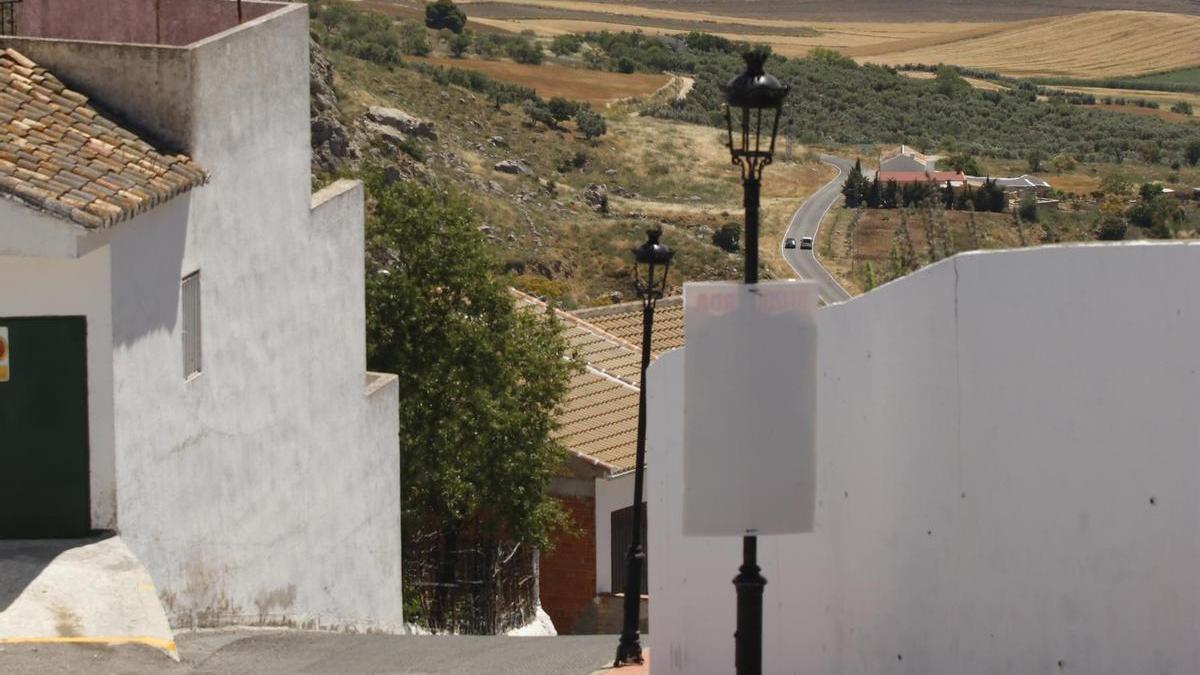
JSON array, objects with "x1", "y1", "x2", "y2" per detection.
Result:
[{"x1": 0, "y1": 326, "x2": 9, "y2": 382}]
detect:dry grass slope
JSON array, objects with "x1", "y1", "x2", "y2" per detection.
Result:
[
  {"x1": 861, "y1": 11, "x2": 1200, "y2": 78},
  {"x1": 412, "y1": 56, "x2": 670, "y2": 107}
]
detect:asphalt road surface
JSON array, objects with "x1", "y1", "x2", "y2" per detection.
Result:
[
  {"x1": 782, "y1": 155, "x2": 854, "y2": 304},
  {"x1": 0, "y1": 630, "x2": 620, "y2": 675}
]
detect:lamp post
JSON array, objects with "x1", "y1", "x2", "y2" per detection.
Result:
[
  {"x1": 614, "y1": 228, "x2": 674, "y2": 667},
  {"x1": 722, "y1": 49, "x2": 789, "y2": 675}
]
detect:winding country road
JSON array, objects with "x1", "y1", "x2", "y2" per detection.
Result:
[{"x1": 781, "y1": 155, "x2": 854, "y2": 304}]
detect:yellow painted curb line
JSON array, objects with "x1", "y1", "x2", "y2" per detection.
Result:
[{"x1": 0, "y1": 636, "x2": 178, "y2": 660}]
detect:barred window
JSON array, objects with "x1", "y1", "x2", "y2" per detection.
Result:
[{"x1": 182, "y1": 271, "x2": 201, "y2": 379}]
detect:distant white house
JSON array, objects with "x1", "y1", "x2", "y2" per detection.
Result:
[{"x1": 0, "y1": 1, "x2": 403, "y2": 631}]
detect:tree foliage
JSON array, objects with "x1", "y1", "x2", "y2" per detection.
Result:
[
  {"x1": 574, "y1": 109, "x2": 608, "y2": 141},
  {"x1": 425, "y1": 0, "x2": 466, "y2": 33},
  {"x1": 364, "y1": 177, "x2": 574, "y2": 550},
  {"x1": 551, "y1": 33, "x2": 583, "y2": 56},
  {"x1": 712, "y1": 222, "x2": 740, "y2": 252}
]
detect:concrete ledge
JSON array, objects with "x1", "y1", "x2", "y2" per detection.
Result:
[{"x1": 0, "y1": 535, "x2": 177, "y2": 659}]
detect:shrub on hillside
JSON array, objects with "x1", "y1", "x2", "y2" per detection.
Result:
[
  {"x1": 712, "y1": 222, "x2": 740, "y2": 252},
  {"x1": 575, "y1": 110, "x2": 607, "y2": 142},
  {"x1": 425, "y1": 0, "x2": 466, "y2": 33},
  {"x1": 447, "y1": 30, "x2": 472, "y2": 57},
  {"x1": 1096, "y1": 217, "x2": 1127, "y2": 241},
  {"x1": 551, "y1": 34, "x2": 583, "y2": 56}
]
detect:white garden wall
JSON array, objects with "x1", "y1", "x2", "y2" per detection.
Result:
[{"x1": 649, "y1": 242, "x2": 1200, "y2": 675}]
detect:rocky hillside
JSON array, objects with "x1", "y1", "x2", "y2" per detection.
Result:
[{"x1": 307, "y1": 37, "x2": 831, "y2": 307}]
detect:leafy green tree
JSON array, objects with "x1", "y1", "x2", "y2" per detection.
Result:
[
  {"x1": 842, "y1": 159, "x2": 865, "y2": 207},
  {"x1": 551, "y1": 34, "x2": 583, "y2": 56},
  {"x1": 1170, "y1": 101, "x2": 1193, "y2": 116},
  {"x1": 1026, "y1": 149, "x2": 1044, "y2": 173},
  {"x1": 425, "y1": 0, "x2": 466, "y2": 33},
  {"x1": 506, "y1": 38, "x2": 545, "y2": 64},
  {"x1": 1095, "y1": 216, "x2": 1127, "y2": 241},
  {"x1": 933, "y1": 65, "x2": 970, "y2": 98},
  {"x1": 1018, "y1": 192, "x2": 1039, "y2": 222},
  {"x1": 946, "y1": 153, "x2": 982, "y2": 176},
  {"x1": 447, "y1": 30, "x2": 472, "y2": 57},
  {"x1": 1049, "y1": 153, "x2": 1076, "y2": 173},
  {"x1": 712, "y1": 222, "x2": 740, "y2": 252},
  {"x1": 547, "y1": 96, "x2": 581, "y2": 123},
  {"x1": 864, "y1": 174, "x2": 882, "y2": 208},
  {"x1": 525, "y1": 100, "x2": 558, "y2": 129},
  {"x1": 1100, "y1": 172, "x2": 1133, "y2": 196},
  {"x1": 575, "y1": 109, "x2": 608, "y2": 142},
  {"x1": 364, "y1": 177, "x2": 575, "y2": 626},
  {"x1": 1186, "y1": 140, "x2": 1200, "y2": 167},
  {"x1": 399, "y1": 21, "x2": 431, "y2": 56},
  {"x1": 882, "y1": 179, "x2": 899, "y2": 209}
]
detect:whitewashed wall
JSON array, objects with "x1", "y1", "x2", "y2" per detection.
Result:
[
  {"x1": 595, "y1": 470, "x2": 636, "y2": 594},
  {"x1": 2, "y1": 5, "x2": 403, "y2": 632},
  {"x1": 649, "y1": 242, "x2": 1200, "y2": 675}
]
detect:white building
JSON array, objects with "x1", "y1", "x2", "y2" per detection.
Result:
[
  {"x1": 0, "y1": 0, "x2": 403, "y2": 631},
  {"x1": 650, "y1": 242, "x2": 1200, "y2": 674}
]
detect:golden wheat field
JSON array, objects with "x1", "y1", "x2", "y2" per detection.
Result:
[
  {"x1": 860, "y1": 11, "x2": 1200, "y2": 78},
  {"x1": 455, "y1": 0, "x2": 996, "y2": 58},
  {"x1": 447, "y1": 1, "x2": 1200, "y2": 79}
]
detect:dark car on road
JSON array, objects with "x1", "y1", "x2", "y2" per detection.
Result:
[
  {"x1": 800, "y1": 236, "x2": 814, "y2": 250},
  {"x1": 784, "y1": 237, "x2": 797, "y2": 249}
]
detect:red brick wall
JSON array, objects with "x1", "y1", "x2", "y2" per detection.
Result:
[{"x1": 540, "y1": 495, "x2": 596, "y2": 634}]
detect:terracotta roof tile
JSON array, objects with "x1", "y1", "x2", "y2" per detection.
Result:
[
  {"x1": 572, "y1": 296, "x2": 684, "y2": 357},
  {"x1": 514, "y1": 290, "x2": 690, "y2": 473},
  {"x1": 0, "y1": 47, "x2": 207, "y2": 229}
]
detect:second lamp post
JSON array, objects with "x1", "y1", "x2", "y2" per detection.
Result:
[{"x1": 614, "y1": 228, "x2": 673, "y2": 667}]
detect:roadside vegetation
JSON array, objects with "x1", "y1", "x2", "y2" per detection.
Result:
[{"x1": 365, "y1": 177, "x2": 575, "y2": 633}]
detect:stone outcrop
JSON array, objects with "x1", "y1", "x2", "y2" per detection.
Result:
[
  {"x1": 365, "y1": 107, "x2": 438, "y2": 141},
  {"x1": 494, "y1": 159, "x2": 530, "y2": 175},
  {"x1": 310, "y1": 39, "x2": 354, "y2": 173}
]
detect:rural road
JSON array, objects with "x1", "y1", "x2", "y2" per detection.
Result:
[{"x1": 782, "y1": 155, "x2": 854, "y2": 304}]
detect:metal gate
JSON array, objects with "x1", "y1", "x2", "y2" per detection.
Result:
[
  {"x1": 0, "y1": 316, "x2": 91, "y2": 538},
  {"x1": 610, "y1": 504, "x2": 648, "y2": 594}
]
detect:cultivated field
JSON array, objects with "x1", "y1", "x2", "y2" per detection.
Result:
[
  {"x1": 860, "y1": 11, "x2": 1200, "y2": 78},
  {"x1": 589, "y1": 0, "x2": 1200, "y2": 23},
  {"x1": 412, "y1": 56, "x2": 671, "y2": 107},
  {"x1": 1058, "y1": 85, "x2": 1200, "y2": 111}
]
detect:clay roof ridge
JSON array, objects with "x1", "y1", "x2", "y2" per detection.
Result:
[{"x1": 511, "y1": 288, "x2": 644, "y2": 388}]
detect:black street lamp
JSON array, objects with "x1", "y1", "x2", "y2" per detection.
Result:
[
  {"x1": 614, "y1": 228, "x2": 674, "y2": 667},
  {"x1": 723, "y1": 49, "x2": 789, "y2": 675}
]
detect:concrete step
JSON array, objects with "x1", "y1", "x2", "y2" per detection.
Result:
[
  {"x1": 572, "y1": 594, "x2": 647, "y2": 635},
  {"x1": 0, "y1": 534, "x2": 176, "y2": 658}
]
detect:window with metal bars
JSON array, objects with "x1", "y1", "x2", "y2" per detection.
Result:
[{"x1": 182, "y1": 271, "x2": 201, "y2": 379}]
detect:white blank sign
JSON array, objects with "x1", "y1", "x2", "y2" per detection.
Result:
[{"x1": 683, "y1": 281, "x2": 818, "y2": 536}]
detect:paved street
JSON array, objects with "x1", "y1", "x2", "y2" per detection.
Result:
[
  {"x1": 0, "y1": 630, "x2": 621, "y2": 674},
  {"x1": 782, "y1": 155, "x2": 854, "y2": 304}
]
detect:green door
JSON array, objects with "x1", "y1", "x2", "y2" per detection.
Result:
[{"x1": 0, "y1": 316, "x2": 91, "y2": 538}]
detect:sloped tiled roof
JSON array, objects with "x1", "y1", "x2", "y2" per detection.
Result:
[
  {"x1": 573, "y1": 297, "x2": 684, "y2": 358},
  {"x1": 514, "y1": 291, "x2": 642, "y2": 472},
  {"x1": 556, "y1": 370, "x2": 641, "y2": 471},
  {"x1": 0, "y1": 48, "x2": 207, "y2": 229}
]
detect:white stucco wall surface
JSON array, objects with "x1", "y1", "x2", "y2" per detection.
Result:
[
  {"x1": 649, "y1": 242, "x2": 1200, "y2": 674},
  {"x1": 594, "y1": 470, "x2": 636, "y2": 594},
  {"x1": 0, "y1": 5, "x2": 402, "y2": 632}
]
